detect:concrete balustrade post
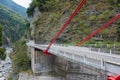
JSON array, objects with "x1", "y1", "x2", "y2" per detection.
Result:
[
  {"x1": 72, "y1": 54, "x2": 75, "y2": 59},
  {"x1": 110, "y1": 49, "x2": 112, "y2": 55},
  {"x1": 89, "y1": 47, "x2": 91, "y2": 51},
  {"x1": 101, "y1": 58, "x2": 104, "y2": 69},
  {"x1": 83, "y1": 55, "x2": 86, "y2": 63},
  {"x1": 64, "y1": 52, "x2": 67, "y2": 57},
  {"x1": 63, "y1": 51, "x2": 66, "y2": 56},
  {"x1": 98, "y1": 48, "x2": 100, "y2": 53}
]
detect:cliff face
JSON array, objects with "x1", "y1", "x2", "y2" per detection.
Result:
[
  {"x1": 29, "y1": 0, "x2": 120, "y2": 44},
  {"x1": 29, "y1": 7, "x2": 41, "y2": 39}
]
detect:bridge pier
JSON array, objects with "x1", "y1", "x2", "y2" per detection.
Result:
[{"x1": 28, "y1": 47, "x2": 54, "y2": 74}]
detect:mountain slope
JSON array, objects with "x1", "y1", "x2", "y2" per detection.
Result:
[
  {"x1": 0, "y1": 4, "x2": 28, "y2": 42},
  {"x1": 0, "y1": 0, "x2": 27, "y2": 18},
  {"x1": 27, "y1": 0, "x2": 120, "y2": 44}
]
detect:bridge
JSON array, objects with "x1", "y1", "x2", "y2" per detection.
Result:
[
  {"x1": 27, "y1": 0, "x2": 120, "y2": 80},
  {"x1": 27, "y1": 40, "x2": 120, "y2": 79}
]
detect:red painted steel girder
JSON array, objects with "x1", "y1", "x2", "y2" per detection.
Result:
[
  {"x1": 107, "y1": 76, "x2": 116, "y2": 80},
  {"x1": 107, "y1": 75, "x2": 120, "y2": 80},
  {"x1": 43, "y1": 0, "x2": 87, "y2": 54},
  {"x1": 115, "y1": 75, "x2": 120, "y2": 80},
  {"x1": 76, "y1": 13, "x2": 120, "y2": 46}
]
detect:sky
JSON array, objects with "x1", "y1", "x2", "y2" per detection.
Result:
[{"x1": 12, "y1": 0, "x2": 32, "y2": 8}]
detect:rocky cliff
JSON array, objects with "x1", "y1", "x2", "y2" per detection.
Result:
[{"x1": 28, "y1": 0, "x2": 120, "y2": 45}]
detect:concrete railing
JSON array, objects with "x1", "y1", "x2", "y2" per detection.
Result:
[{"x1": 53, "y1": 43, "x2": 120, "y2": 55}]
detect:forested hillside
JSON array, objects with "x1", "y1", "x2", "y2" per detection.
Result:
[
  {"x1": 27, "y1": 0, "x2": 120, "y2": 45},
  {"x1": 0, "y1": 0, "x2": 27, "y2": 18},
  {"x1": 0, "y1": 4, "x2": 28, "y2": 42}
]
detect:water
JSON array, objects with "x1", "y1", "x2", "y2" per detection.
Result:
[{"x1": 0, "y1": 47, "x2": 12, "y2": 80}]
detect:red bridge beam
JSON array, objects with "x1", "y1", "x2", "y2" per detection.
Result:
[
  {"x1": 43, "y1": 0, "x2": 87, "y2": 54},
  {"x1": 76, "y1": 13, "x2": 120, "y2": 46},
  {"x1": 115, "y1": 75, "x2": 120, "y2": 80},
  {"x1": 108, "y1": 75, "x2": 120, "y2": 80}
]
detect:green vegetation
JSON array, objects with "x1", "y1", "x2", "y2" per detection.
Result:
[
  {"x1": 10, "y1": 40, "x2": 31, "y2": 73},
  {"x1": 88, "y1": 15, "x2": 96, "y2": 21},
  {"x1": 0, "y1": 4, "x2": 28, "y2": 42},
  {"x1": 27, "y1": 0, "x2": 50, "y2": 17},
  {"x1": 117, "y1": 24, "x2": 120, "y2": 41},
  {"x1": 27, "y1": 0, "x2": 120, "y2": 46},
  {"x1": 0, "y1": 25, "x2": 2, "y2": 46},
  {"x1": 0, "y1": 0, "x2": 27, "y2": 18},
  {"x1": 108, "y1": 0, "x2": 120, "y2": 6},
  {"x1": 98, "y1": 14, "x2": 105, "y2": 20},
  {"x1": 8, "y1": 25, "x2": 31, "y2": 79},
  {"x1": 0, "y1": 25, "x2": 6, "y2": 60},
  {"x1": 27, "y1": 0, "x2": 60, "y2": 17},
  {"x1": 0, "y1": 48, "x2": 6, "y2": 60}
]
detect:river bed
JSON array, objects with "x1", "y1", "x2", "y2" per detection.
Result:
[{"x1": 0, "y1": 48, "x2": 12, "y2": 80}]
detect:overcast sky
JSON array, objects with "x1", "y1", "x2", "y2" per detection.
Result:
[{"x1": 12, "y1": 0, "x2": 32, "y2": 8}]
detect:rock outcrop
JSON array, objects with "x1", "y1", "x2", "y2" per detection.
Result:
[{"x1": 28, "y1": 0, "x2": 120, "y2": 44}]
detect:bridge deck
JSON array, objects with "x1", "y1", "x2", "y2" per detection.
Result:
[{"x1": 27, "y1": 41, "x2": 120, "y2": 75}]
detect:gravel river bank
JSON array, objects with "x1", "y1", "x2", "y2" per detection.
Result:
[{"x1": 0, "y1": 48, "x2": 12, "y2": 80}]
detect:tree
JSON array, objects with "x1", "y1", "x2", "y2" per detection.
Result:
[
  {"x1": 27, "y1": 0, "x2": 50, "y2": 17},
  {"x1": 0, "y1": 48, "x2": 6, "y2": 60},
  {"x1": 0, "y1": 25, "x2": 2, "y2": 46},
  {"x1": 0, "y1": 25, "x2": 6, "y2": 60}
]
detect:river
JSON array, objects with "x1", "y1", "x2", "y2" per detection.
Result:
[{"x1": 0, "y1": 47, "x2": 12, "y2": 80}]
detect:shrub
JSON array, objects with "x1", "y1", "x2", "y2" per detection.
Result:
[
  {"x1": 27, "y1": 0, "x2": 51, "y2": 17},
  {"x1": 98, "y1": 14, "x2": 105, "y2": 20},
  {"x1": 11, "y1": 40, "x2": 31, "y2": 73},
  {"x1": 0, "y1": 25, "x2": 2, "y2": 46},
  {"x1": 88, "y1": 15, "x2": 96, "y2": 21},
  {"x1": 0, "y1": 48, "x2": 6, "y2": 60}
]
